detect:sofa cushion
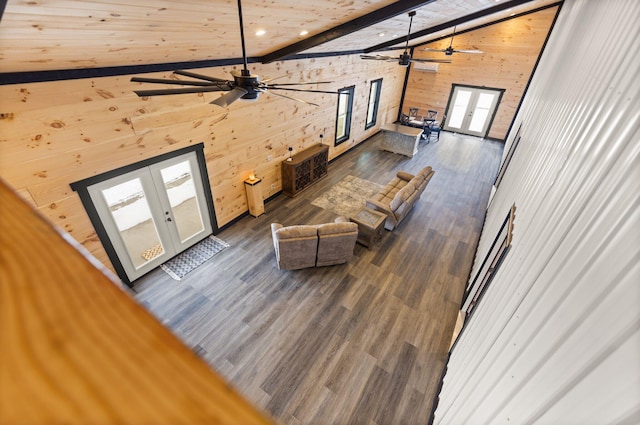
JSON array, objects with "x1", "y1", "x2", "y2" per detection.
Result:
[
  {"x1": 396, "y1": 171, "x2": 415, "y2": 181},
  {"x1": 273, "y1": 225, "x2": 317, "y2": 239},
  {"x1": 390, "y1": 182, "x2": 415, "y2": 211},
  {"x1": 409, "y1": 174, "x2": 424, "y2": 188},
  {"x1": 389, "y1": 176, "x2": 407, "y2": 189},
  {"x1": 316, "y1": 221, "x2": 358, "y2": 267},
  {"x1": 417, "y1": 166, "x2": 433, "y2": 178},
  {"x1": 317, "y1": 221, "x2": 358, "y2": 236},
  {"x1": 382, "y1": 187, "x2": 399, "y2": 202}
]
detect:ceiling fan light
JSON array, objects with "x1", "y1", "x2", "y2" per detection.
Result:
[{"x1": 240, "y1": 94, "x2": 259, "y2": 101}]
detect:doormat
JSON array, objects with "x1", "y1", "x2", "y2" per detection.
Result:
[
  {"x1": 311, "y1": 175, "x2": 383, "y2": 218},
  {"x1": 141, "y1": 244, "x2": 163, "y2": 261},
  {"x1": 160, "y1": 235, "x2": 230, "y2": 281}
]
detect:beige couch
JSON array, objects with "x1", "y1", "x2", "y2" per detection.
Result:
[
  {"x1": 271, "y1": 217, "x2": 358, "y2": 270},
  {"x1": 365, "y1": 166, "x2": 435, "y2": 230}
]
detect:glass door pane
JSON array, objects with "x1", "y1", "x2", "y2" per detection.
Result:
[
  {"x1": 88, "y1": 168, "x2": 174, "y2": 281},
  {"x1": 150, "y1": 152, "x2": 213, "y2": 252},
  {"x1": 159, "y1": 161, "x2": 204, "y2": 243},
  {"x1": 468, "y1": 93, "x2": 496, "y2": 133},
  {"x1": 448, "y1": 89, "x2": 472, "y2": 129},
  {"x1": 100, "y1": 178, "x2": 166, "y2": 269}
]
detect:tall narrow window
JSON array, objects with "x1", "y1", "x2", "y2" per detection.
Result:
[
  {"x1": 461, "y1": 204, "x2": 516, "y2": 319},
  {"x1": 335, "y1": 85, "x2": 355, "y2": 145},
  {"x1": 494, "y1": 123, "x2": 523, "y2": 188},
  {"x1": 366, "y1": 78, "x2": 383, "y2": 129}
]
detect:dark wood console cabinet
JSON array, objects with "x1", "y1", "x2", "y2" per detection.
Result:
[{"x1": 281, "y1": 144, "x2": 329, "y2": 197}]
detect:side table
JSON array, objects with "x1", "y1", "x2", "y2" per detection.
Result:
[
  {"x1": 350, "y1": 207, "x2": 386, "y2": 249},
  {"x1": 244, "y1": 177, "x2": 264, "y2": 217}
]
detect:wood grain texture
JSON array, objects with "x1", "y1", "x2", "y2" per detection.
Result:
[
  {"x1": 0, "y1": 0, "x2": 557, "y2": 73},
  {"x1": 0, "y1": 180, "x2": 273, "y2": 425},
  {"x1": 404, "y1": 6, "x2": 558, "y2": 140},
  {"x1": 0, "y1": 5, "x2": 556, "y2": 276},
  {"x1": 0, "y1": 55, "x2": 406, "y2": 271},
  {"x1": 133, "y1": 131, "x2": 504, "y2": 424}
]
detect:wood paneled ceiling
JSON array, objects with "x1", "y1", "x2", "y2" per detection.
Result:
[{"x1": 0, "y1": 0, "x2": 559, "y2": 76}]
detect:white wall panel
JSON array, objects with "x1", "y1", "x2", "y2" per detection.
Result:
[{"x1": 434, "y1": 0, "x2": 640, "y2": 423}]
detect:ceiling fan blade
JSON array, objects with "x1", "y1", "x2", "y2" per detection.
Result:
[
  {"x1": 131, "y1": 76, "x2": 221, "y2": 87},
  {"x1": 133, "y1": 86, "x2": 230, "y2": 97},
  {"x1": 173, "y1": 70, "x2": 230, "y2": 83},
  {"x1": 210, "y1": 87, "x2": 249, "y2": 107},
  {"x1": 267, "y1": 90, "x2": 319, "y2": 107},
  {"x1": 360, "y1": 54, "x2": 394, "y2": 61},
  {"x1": 455, "y1": 49, "x2": 484, "y2": 54},
  {"x1": 423, "y1": 48, "x2": 447, "y2": 53},
  {"x1": 410, "y1": 58, "x2": 452, "y2": 64},
  {"x1": 266, "y1": 81, "x2": 333, "y2": 87},
  {"x1": 267, "y1": 87, "x2": 337, "y2": 95},
  {"x1": 262, "y1": 74, "x2": 289, "y2": 83}
]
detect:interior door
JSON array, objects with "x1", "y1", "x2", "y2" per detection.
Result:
[
  {"x1": 443, "y1": 85, "x2": 503, "y2": 137},
  {"x1": 87, "y1": 151, "x2": 213, "y2": 282}
]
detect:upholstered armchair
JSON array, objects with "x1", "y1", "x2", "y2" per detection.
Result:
[
  {"x1": 271, "y1": 217, "x2": 358, "y2": 270},
  {"x1": 315, "y1": 217, "x2": 358, "y2": 267},
  {"x1": 270, "y1": 223, "x2": 318, "y2": 270}
]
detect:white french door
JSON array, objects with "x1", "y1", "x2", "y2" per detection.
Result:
[
  {"x1": 443, "y1": 85, "x2": 503, "y2": 137},
  {"x1": 86, "y1": 151, "x2": 213, "y2": 282}
]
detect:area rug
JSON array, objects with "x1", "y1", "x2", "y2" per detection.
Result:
[
  {"x1": 160, "y1": 235, "x2": 230, "y2": 281},
  {"x1": 311, "y1": 175, "x2": 383, "y2": 218}
]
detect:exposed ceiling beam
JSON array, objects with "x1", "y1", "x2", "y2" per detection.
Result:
[
  {"x1": 364, "y1": 0, "x2": 538, "y2": 53},
  {"x1": 260, "y1": 0, "x2": 437, "y2": 64}
]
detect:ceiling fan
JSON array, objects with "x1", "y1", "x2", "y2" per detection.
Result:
[
  {"x1": 424, "y1": 26, "x2": 484, "y2": 56},
  {"x1": 130, "y1": 0, "x2": 336, "y2": 107},
  {"x1": 360, "y1": 11, "x2": 452, "y2": 67}
]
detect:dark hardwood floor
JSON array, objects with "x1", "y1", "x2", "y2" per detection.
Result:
[{"x1": 133, "y1": 131, "x2": 503, "y2": 425}]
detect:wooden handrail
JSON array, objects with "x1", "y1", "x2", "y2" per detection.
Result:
[{"x1": 0, "y1": 180, "x2": 272, "y2": 425}]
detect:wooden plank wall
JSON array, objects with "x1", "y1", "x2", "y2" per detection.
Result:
[
  {"x1": 0, "y1": 55, "x2": 406, "y2": 272},
  {"x1": 0, "y1": 180, "x2": 274, "y2": 424},
  {"x1": 403, "y1": 6, "x2": 558, "y2": 140}
]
